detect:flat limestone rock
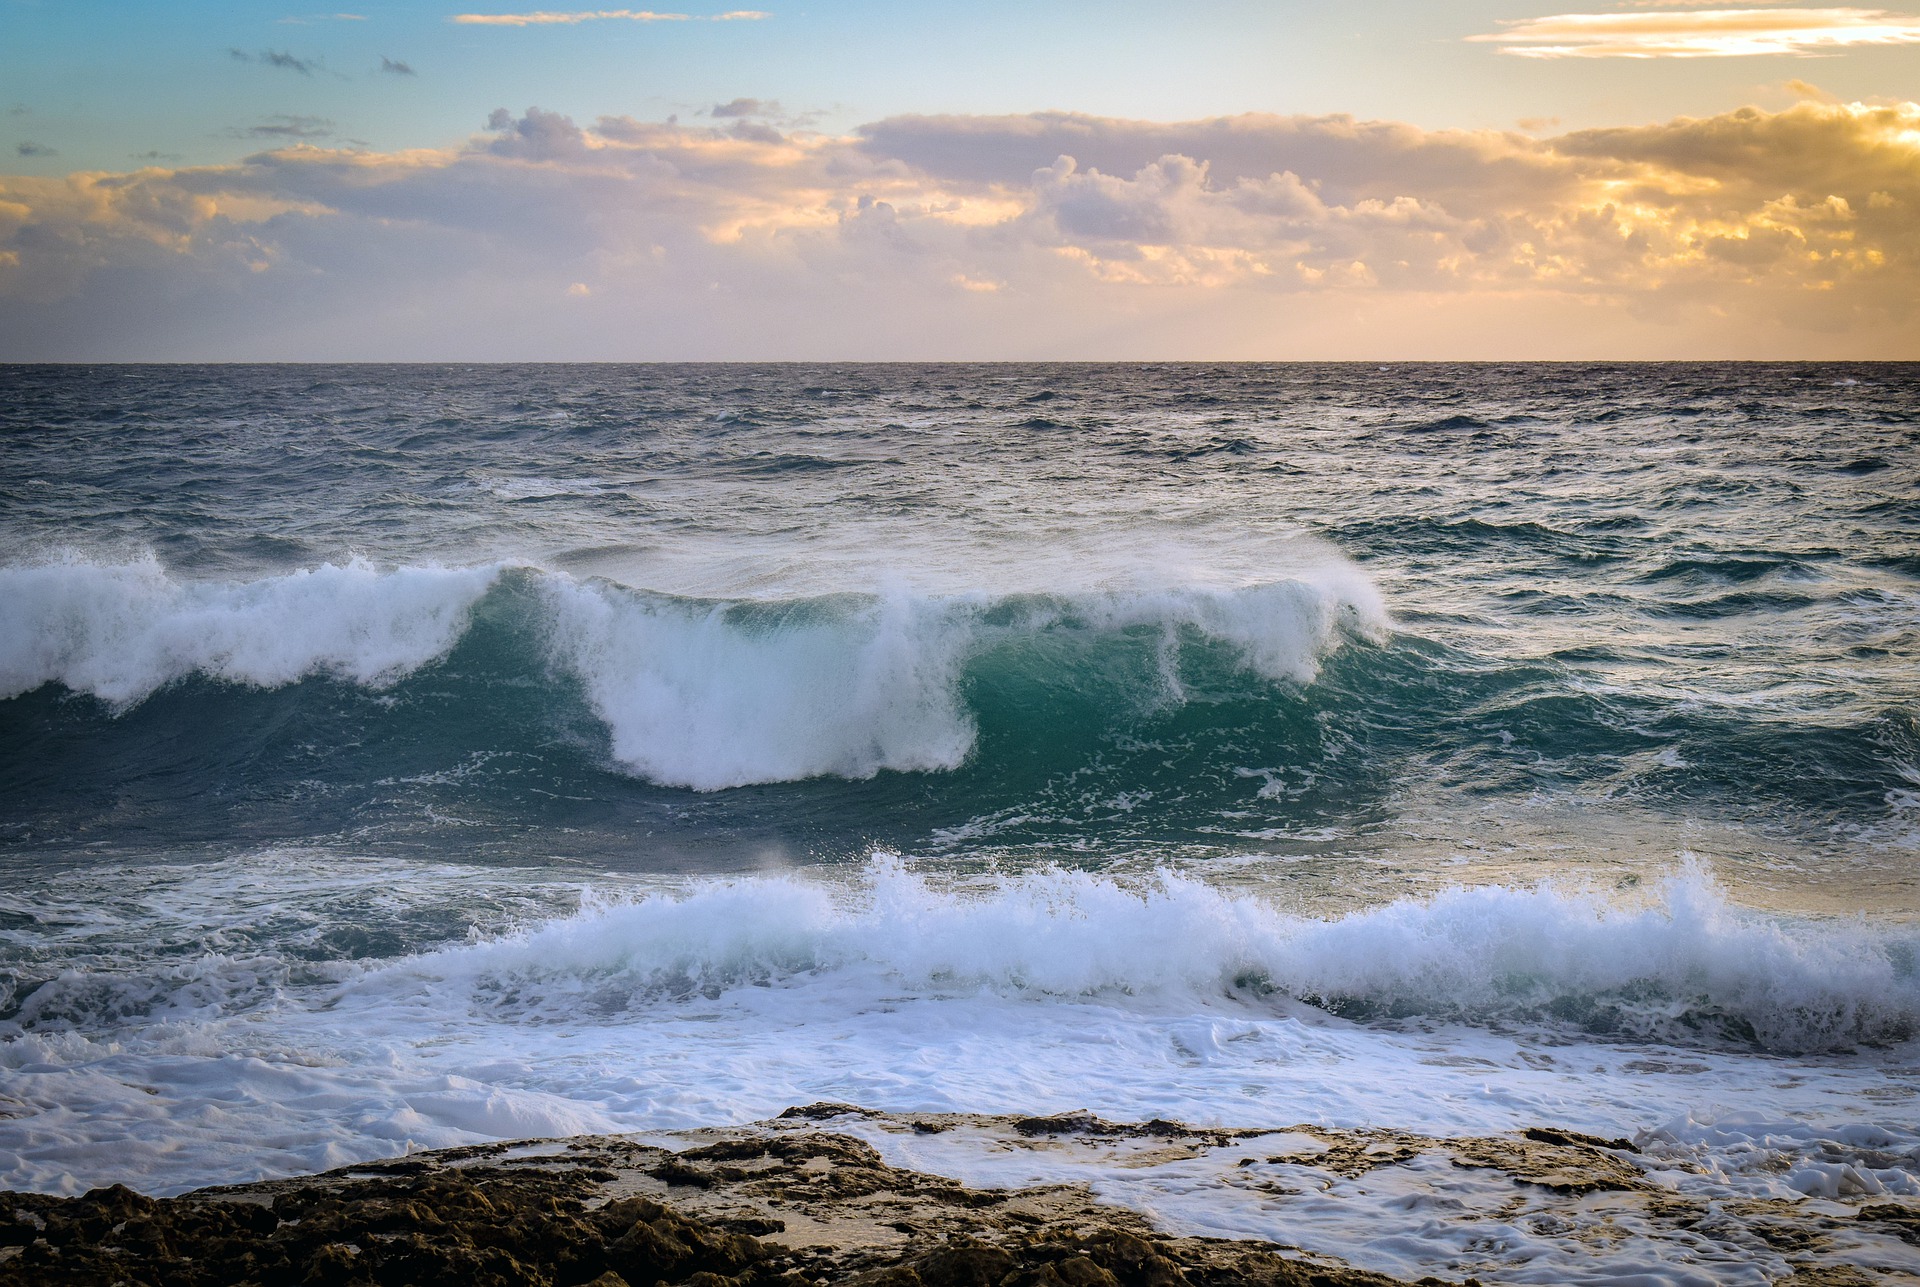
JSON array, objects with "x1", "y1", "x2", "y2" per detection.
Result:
[
  {"x1": 0, "y1": 1127, "x2": 1433, "y2": 1287},
  {"x1": 10, "y1": 1109, "x2": 1913, "y2": 1284}
]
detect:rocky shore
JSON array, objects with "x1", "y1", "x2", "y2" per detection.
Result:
[
  {"x1": 0, "y1": 1113, "x2": 1416, "y2": 1287},
  {"x1": 4, "y1": 1107, "x2": 1917, "y2": 1285}
]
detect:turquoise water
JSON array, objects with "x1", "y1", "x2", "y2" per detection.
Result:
[{"x1": 4, "y1": 363, "x2": 1914, "y2": 876}]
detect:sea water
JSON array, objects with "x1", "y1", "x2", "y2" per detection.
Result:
[{"x1": 2, "y1": 363, "x2": 1917, "y2": 1278}]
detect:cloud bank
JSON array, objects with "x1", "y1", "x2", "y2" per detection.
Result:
[
  {"x1": 1473, "y1": 7, "x2": 1920, "y2": 57},
  {"x1": 0, "y1": 99, "x2": 1915, "y2": 358}
]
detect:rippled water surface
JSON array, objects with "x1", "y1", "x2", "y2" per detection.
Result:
[
  {"x1": 2, "y1": 365, "x2": 1918, "y2": 1266},
  {"x1": 4, "y1": 363, "x2": 1915, "y2": 880}
]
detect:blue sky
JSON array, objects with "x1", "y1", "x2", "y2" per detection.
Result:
[{"x1": 7, "y1": 1, "x2": 1914, "y2": 171}]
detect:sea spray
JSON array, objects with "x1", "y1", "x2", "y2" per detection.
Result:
[
  {"x1": 0, "y1": 555, "x2": 1388, "y2": 790},
  {"x1": 347, "y1": 857, "x2": 1920, "y2": 1052},
  {"x1": 539, "y1": 571, "x2": 1387, "y2": 789},
  {"x1": 0, "y1": 556, "x2": 500, "y2": 707}
]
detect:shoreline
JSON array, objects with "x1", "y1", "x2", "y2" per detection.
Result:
[
  {"x1": 1, "y1": 1111, "x2": 1420, "y2": 1287},
  {"x1": 6, "y1": 1107, "x2": 1918, "y2": 1285}
]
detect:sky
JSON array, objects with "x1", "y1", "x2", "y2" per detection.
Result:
[{"x1": 2, "y1": 0, "x2": 1918, "y2": 358}]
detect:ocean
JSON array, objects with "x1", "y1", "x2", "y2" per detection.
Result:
[{"x1": 3, "y1": 362, "x2": 1918, "y2": 1282}]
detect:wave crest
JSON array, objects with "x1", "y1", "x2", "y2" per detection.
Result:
[
  {"x1": 0, "y1": 555, "x2": 1386, "y2": 790},
  {"x1": 0, "y1": 556, "x2": 498, "y2": 708},
  {"x1": 380, "y1": 860, "x2": 1920, "y2": 1052},
  {"x1": 543, "y1": 573, "x2": 1384, "y2": 790}
]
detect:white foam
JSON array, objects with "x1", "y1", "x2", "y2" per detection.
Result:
[
  {"x1": 0, "y1": 556, "x2": 499, "y2": 707},
  {"x1": 2, "y1": 852, "x2": 1917, "y2": 1257},
  {"x1": 540, "y1": 582, "x2": 978, "y2": 790},
  {"x1": 351, "y1": 858, "x2": 1920, "y2": 1051},
  {"x1": 539, "y1": 570, "x2": 1386, "y2": 790}
]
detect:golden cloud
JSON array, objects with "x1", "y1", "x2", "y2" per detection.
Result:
[
  {"x1": 0, "y1": 100, "x2": 1914, "y2": 357},
  {"x1": 1472, "y1": 7, "x2": 1920, "y2": 57}
]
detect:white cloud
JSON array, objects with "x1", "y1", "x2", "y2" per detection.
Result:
[{"x1": 1472, "y1": 7, "x2": 1920, "y2": 57}]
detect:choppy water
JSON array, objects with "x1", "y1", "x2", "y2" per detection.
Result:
[{"x1": 3, "y1": 363, "x2": 1918, "y2": 1279}]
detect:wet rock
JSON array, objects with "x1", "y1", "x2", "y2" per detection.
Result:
[
  {"x1": 0, "y1": 1126, "x2": 1420, "y2": 1287},
  {"x1": 1521, "y1": 1126, "x2": 1640, "y2": 1155},
  {"x1": 1857, "y1": 1202, "x2": 1920, "y2": 1245},
  {"x1": 779, "y1": 1103, "x2": 876, "y2": 1122},
  {"x1": 1, "y1": 1164, "x2": 775, "y2": 1287},
  {"x1": 1448, "y1": 1135, "x2": 1646, "y2": 1194},
  {"x1": 1014, "y1": 1114, "x2": 1131, "y2": 1138}
]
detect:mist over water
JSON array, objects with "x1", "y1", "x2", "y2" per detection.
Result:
[{"x1": 2, "y1": 363, "x2": 1918, "y2": 1232}]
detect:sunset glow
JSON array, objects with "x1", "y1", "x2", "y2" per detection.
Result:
[{"x1": 2, "y1": 0, "x2": 1915, "y2": 356}]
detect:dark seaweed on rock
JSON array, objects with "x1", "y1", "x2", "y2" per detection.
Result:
[{"x1": 0, "y1": 1171, "x2": 770, "y2": 1287}]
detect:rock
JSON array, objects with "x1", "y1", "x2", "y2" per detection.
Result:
[
  {"x1": 0, "y1": 1127, "x2": 1420, "y2": 1287},
  {"x1": 1520, "y1": 1127, "x2": 1640, "y2": 1155}
]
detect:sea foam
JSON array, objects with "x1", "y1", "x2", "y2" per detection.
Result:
[
  {"x1": 4, "y1": 854, "x2": 1916, "y2": 1199},
  {"x1": 365, "y1": 859, "x2": 1919, "y2": 1052},
  {"x1": 0, "y1": 556, "x2": 499, "y2": 708},
  {"x1": 540, "y1": 572, "x2": 1384, "y2": 790}
]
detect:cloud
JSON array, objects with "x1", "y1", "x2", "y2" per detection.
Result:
[
  {"x1": 451, "y1": 8, "x2": 768, "y2": 25},
  {"x1": 0, "y1": 100, "x2": 1915, "y2": 358},
  {"x1": 1471, "y1": 7, "x2": 1920, "y2": 57},
  {"x1": 381, "y1": 57, "x2": 417, "y2": 75},
  {"x1": 15, "y1": 142, "x2": 56, "y2": 157},
  {"x1": 1784, "y1": 77, "x2": 1841, "y2": 100},
  {"x1": 709, "y1": 97, "x2": 777, "y2": 118},
  {"x1": 233, "y1": 115, "x2": 336, "y2": 139},
  {"x1": 230, "y1": 48, "x2": 321, "y2": 73},
  {"x1": 705, "y1": 98, "x2": 823, "y2": 132},
  {"x1": 852, "y1": 111, "x2": 1581, "y2": 212}
]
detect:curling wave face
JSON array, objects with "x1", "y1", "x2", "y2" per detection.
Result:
[
  {"x1": 0, "y1": 556, "x2": 500, "y2": 708},
  {"x1": 0, "y1": 555, "x2": 1385, "y2": 791},
  {"x1": 1, "y1": 550, "x2": 1910, "y2": 859}
]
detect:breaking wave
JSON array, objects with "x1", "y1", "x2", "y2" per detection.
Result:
[
  {"x1": 369, "y1": 860, "x2": 1920, "y2": 1053},
  {"x1": 0, "y1": 556, "x2": 498, "y2": 709},
  {"x1": 0, "y1": 556, "x2": 1387, "y2": 791}
]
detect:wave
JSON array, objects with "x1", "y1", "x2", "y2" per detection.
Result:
[
  {"x1": 545, "y1": 574, "x2": 1386, "y2": 790},
  {"x1": 14, "y1": 859, "x2": 1901, "y2": 1055},
  {"x1": 365, "y1": 859, "x2": 1920, "y2": 1053},
  {"x1": 3, "y1": 556, "x2": 1909, "y2": 841},
  {"x1": 0, "y1": 556, "x2": 499, "y2": 709},
  {"x1": 0, "y1": 555, "x2": 1388, "y2": 791}
]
